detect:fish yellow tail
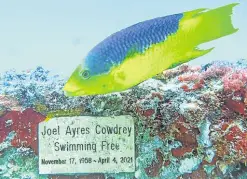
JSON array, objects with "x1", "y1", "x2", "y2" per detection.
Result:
[{"x1": 167, "y1": 3, "x2": 239, "y2": 66}]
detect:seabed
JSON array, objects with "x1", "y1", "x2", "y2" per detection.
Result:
[{"x1": 1, "y1": 59, "x2": 247, "y2": 179}]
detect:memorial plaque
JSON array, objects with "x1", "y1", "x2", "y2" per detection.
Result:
[{"x1": 38, "y1": 115, "x2": 135, "y2": 174}]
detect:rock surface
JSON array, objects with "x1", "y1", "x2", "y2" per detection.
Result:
[{"x1": 0, "y1": 60, "x2": 247, "y2": 178}]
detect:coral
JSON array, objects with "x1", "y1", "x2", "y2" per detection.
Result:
[
  {"x1": 183, "y1": 166, "x2": 207, "y2": 179},
  {"x1": 179, "y1": 101, "x2": 206, "y2": 123},
  {"x1": 178, "y1": 72, "x2": 202, "y2": 82},
  {"x1": 144, "y1": 149, "x2": 164, "y2": 177},
  {"x1": 178, "y1": 71, "x2": 205, "y2": 92},
  {"x1": 135, "y1": 93, "x2": 162, "y2": 120},
  {"x1": 162, "y1": 63, "x2": 201, "y2": 81},
  {"x1": 0, "y1": 146, "x2": 47, "y2": 179},
  {"x1": 0, "y1": 60, "x2": 247, "y2": 178},
  {"x1": 225, "y1": 99, "x2": 246, "y2": 115},
  {"x1": 202, "y1": 65, "x2": 231, "y2": 79},
  {"x1": 0, "y1": 109, "x2": 45, "y2": 153},
  {"x1": 0, "y1": 95, "x2": 21, "y2": 111},
  {"x1": 222, "y1": 123, "x2": 247, "y2": 160},
  {"x1": 222, "y1": 70, "x2": 247, "y2": 92}
]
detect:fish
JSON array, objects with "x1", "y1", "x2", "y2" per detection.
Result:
[{"x1": 64, "y1": 3, "x2": 239, "y2": 96}]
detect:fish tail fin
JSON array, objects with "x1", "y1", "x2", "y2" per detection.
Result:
[
  {"x1": 184, "y1": 3, "x2": 239, "y2": 41},
  {"x1": 171, "y1": 3, "x2": 239, "y2": 65}
]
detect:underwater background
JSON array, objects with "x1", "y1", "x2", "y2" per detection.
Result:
[
  {"x1": 0, "y1": 0, "x2": 246, "y2": 76},
  {"x1": 0, "y1": 0, "x2": 247, "y2": 179}
]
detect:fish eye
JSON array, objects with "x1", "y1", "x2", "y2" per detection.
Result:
[{"x1": 80, "y1": 70, "x2": 90, "y2": 79}]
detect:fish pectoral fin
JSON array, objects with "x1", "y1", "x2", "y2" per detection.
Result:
[
  {"x1": 111, "y1": 67, "x2": 126, "y2": 83},
  {"x1": 167, "y1": 47, "x2": 215, "y2": 70}
]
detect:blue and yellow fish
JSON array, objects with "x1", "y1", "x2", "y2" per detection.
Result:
[{"x1": 64, "y1": 3, "x2": 238, "y2": 96}]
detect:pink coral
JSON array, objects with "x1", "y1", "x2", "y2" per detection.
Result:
[
  {"x1": 222, "y1": 70, "x2": 247, "y2": 92},
  {"x1": 202, "y1": 65, "x2": 232, "y2": 79},
  {"x1": 178, "y1": 72, "x2": 205, "y2": 91},
  {"x1": 162, "y1": 64, "x2": 201, "y2": 80},
  {"x1": 178, "y1": 72, "x2": 202, "y2": 82},
  {"x1": 177, "y1": 65, "x2": 247, "y2": 93}
]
